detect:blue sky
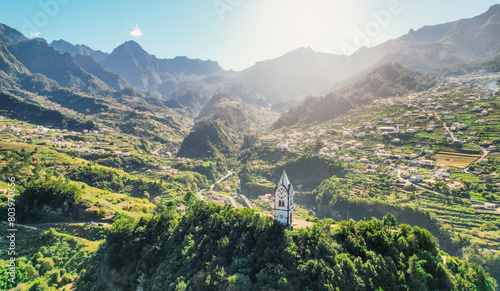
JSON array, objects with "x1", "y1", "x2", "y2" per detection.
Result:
[{"x1": 0, "y1": 0, "x2": 498, "y2": 70}]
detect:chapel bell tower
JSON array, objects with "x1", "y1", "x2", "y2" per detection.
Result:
[{"x1": 274, "y1": 170, "x2": 294, "y2": 226}]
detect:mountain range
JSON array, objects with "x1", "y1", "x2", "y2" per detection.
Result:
[
  {"x1": 0, "y1": 4, "x2": 500, "y2": 115},
  {"x1": 53, "y1": 4, "x2": 500, "y2": 106}
]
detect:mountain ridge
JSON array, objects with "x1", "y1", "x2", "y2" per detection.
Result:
[
  {"x1": 99, "y1": 40, "x2": 224, "y2": 96},
  {"x1": 51, "y1": 39, "x2": 109, "y2": 62},
  {"x1": 32, "y1": 4, "x2": 500, "y2": 107}
]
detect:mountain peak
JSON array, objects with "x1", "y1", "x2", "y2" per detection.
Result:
[
  {"x1": 111, "y1": 40, "x2": 149, "y2": 59},
  {"x1": 120, "y1": 40, "x2": 143, "y2": 49},
  {"x1": 487, "y1": 3, "x2": 500, "y2": 13},
  {"x1": 51, "y1": 39, "x2": 72, "y2": 47},
  {"x1": 287, "y1": 47, "x2": 316, "y2": 56},
  {"x1": 0, "y1": 23, "x2": 28, "y2": 45}
]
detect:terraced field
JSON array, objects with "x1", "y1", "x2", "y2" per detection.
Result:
[
  {"x1": 413, "y1": 192, "x2": 500, "y2": 249},
  {"x1": 435, "y1": 151, "x2": 481, "y2": 168}
]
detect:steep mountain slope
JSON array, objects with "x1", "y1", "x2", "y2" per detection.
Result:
[
  {"x1": 73, "y1": 54, "x2": 130, "y2": 91},
  {"x1": 274, "y1": 63, "x2": 435, "y2": 128},
  {"x1": 77, "y1": 202, "x2": 496, "y2": 290},
  {"x1": 0, "y1": 23, "x2": 27, "y2": 45},
  {"x1": 348, "y1": 4, "x2": 500, "y2": 72},
  {"x1": 231, "y1": 4, "x2": 500, "y2": 104},
  {"x1": 376, "y1": 11, "x2": 498, "y2": 70},
  {"x1": 0, "y1": 41, "x2": 30, "y2": 89},
  {"x1": 0, "y1": 91, "x2": 96, "y2": 131},
  {"x1": 51, "y1": 39, "x2": 109, "y2": 61},
  {"x1": 99, "y1": 40, "x2": 223, "y2": 95},
  {"x1": 0, "y1": 42, "x2": 29, "y2": 76},
  {"x1": 99, "y1": 40, "x2": 162, "y2": 89},
  {"x1": 195, "y1": 93, "x2": 241, "y2": 121},
  {"x1": 167, "y1": 90, "x2": 208, "y2": 113},
  {"x1": 228, "y1": 47, "x2": 353, "y2": 104},
  {"x1": 0, "y1": 24, "x2": 188, "y2": 144},
  {"x1": 2, "y1": 34, "x2": 112, "y2": 94},
  {"x1": 177, "y1": 93, "x2": 256, "y2": 159}
]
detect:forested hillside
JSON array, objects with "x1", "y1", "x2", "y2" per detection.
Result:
[
  {"x1": 178, "y1": 94, "x2": 256, "y2": 160},
  {"x1": 274, "y1": 64, "x2": 436, "y2": 128},
  {"x1": 78, "y1": 202, "x2": 496, "y2": 290}
]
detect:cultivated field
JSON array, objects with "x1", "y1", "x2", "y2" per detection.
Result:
[{"x1": 435, "y1": 151, "x2": 481, "y2": 168}]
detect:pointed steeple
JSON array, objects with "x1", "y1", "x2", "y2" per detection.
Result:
[
  {"x1": 274, "y1": 170, "x2": 294, "y2": 226},
  {"x1": 278, "y1": 170, "x2": 291, "y2": 190}
]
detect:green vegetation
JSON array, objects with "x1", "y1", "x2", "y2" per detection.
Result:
[
  {"x1": 78, "y1": 202, "x2": 496, "y2": 290},
  {"x1": 239, "y1": 154, "x2": 346, "y2": 196},
  {"x1": 1, "y1": 20, "x2": 500, "y2": 289},
  {"x1": 0, "y1": 91, "x2": 95, "y2": 132},
  {"x1": 274, "y1": 63, "x2": 436, "y2": 128},
  {"x1": 0, "y1": 227, "x2": 100, "y2": 290}
]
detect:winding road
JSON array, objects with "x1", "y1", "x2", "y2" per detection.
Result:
[{"x1": 239, "y1": 194, "x2": 254, "y2": 209}]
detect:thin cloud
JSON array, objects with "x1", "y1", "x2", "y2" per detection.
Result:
[
  {"x1": 29, "y1": 30, "x2": 40, "y2": 37},
  {"x1": 129, "y1": 24, "x2": 143, "y2": 38}
]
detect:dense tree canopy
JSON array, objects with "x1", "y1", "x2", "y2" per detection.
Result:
[{"x1": 78, "y1": 201, "x2": 496, "y2": 290}]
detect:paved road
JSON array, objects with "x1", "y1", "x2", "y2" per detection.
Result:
[
  {"x1": 208, "y1": 170, "x2": 233, "y2": 191},
  {"x1": 239, "y1": 194, "x2": 254, "y2": 209},
  {"x1": 23, "y1": 221, "x2": 112, "y2": 230},
  {"x1": 464, "y1": 143, "x2": 490, "y2": 173},
  {"x1": 199, "y1": 172, "x2": 335, "y2": 229},
  {"x1": 213, "y1": 192, "x2": 238, "y2": 208},
  {"x1": 216, "y1": 171, "x2": 233, "y2": 184},
  {"x1": 432, "y1": 111, "x2": 490, "y2": 172},
  {"x1": 2, "y1": 221, "x2": 112, "y2": 231},
  {"x1": 394, "y1": 173, "x2": 474, "y2": 203},
  {"x1": 396, "y1": 169, "x2": 411, "y2": 185},
  {"x1": 197, "y1": 189, "x2": 206, "y2": 199}
]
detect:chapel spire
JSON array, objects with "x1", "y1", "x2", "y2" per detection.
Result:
[{"x1": 274, "y1": 170, "x2": 294, "y2": 226}]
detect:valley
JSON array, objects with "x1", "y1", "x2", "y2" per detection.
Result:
[{"x1": 1, "y1": 3, "x2": 500, "y2": 290}]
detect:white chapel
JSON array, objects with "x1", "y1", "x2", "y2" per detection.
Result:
[{"x1": 274, "y1": 170, "x2": 294, "y2": 226}]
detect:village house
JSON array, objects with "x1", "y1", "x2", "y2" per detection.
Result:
[
  {"x1": 409, "y1": 167, "x2": 419, "y2": 173},
  {"x1": 485, "y1": 203, "x2": 496, "y2": 210},
  {"x1": 377, "y1": 126, "x2": 398, "y2": 135},
  {"x1": 419, "y1": 160, "x2": 435, "y2": 167},
  {"x1": 411, "y1": 176, "x2": 423, "y2": 183},
  {"x1": 480, "y1": 141, "x2": 492, "y2": 146},
  {"x1": 376, "y1": 152, "x2": 391, "y2": 159},
  {"x1": 340, "y1": 156, "x2": 354, "y2": 162}
]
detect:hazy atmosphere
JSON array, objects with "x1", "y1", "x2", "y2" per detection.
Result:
[
  {"x1": 1, "y1": 1, "x2": 500, "y2": 290},
  {"x1": 1, "y1": 0, "x2": 498, "y2": 70}
]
